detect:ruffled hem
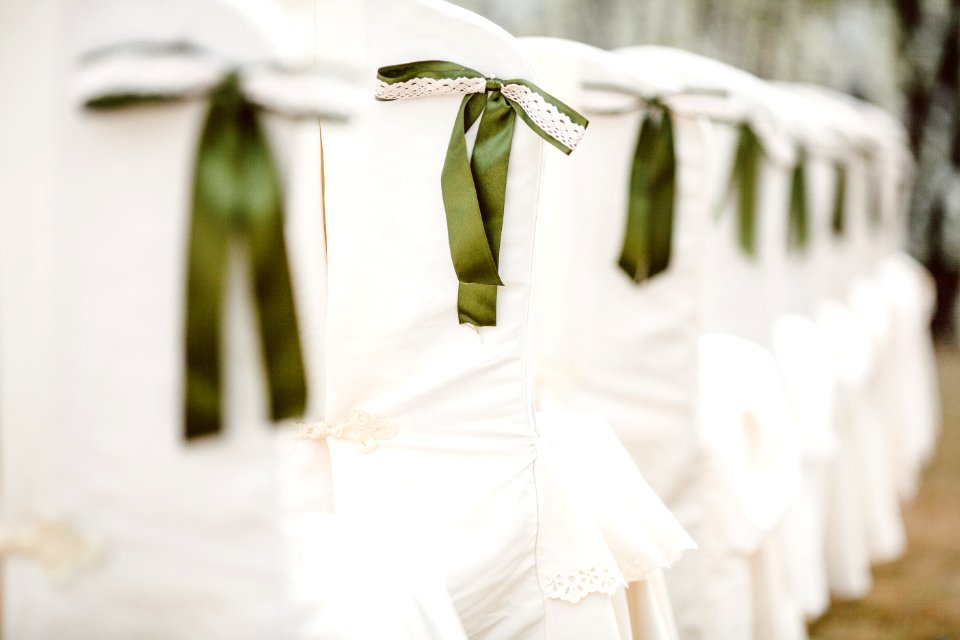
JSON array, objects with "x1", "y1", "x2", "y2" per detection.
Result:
[
  {"x1": 698, "y1": 333, "x2": 802, "y2": 550},
  {"x1": 534, "y1": 411, "x2": 696, "y2": 604}
]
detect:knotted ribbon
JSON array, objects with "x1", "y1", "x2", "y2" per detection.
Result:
[
  {"x1": 80, "y1": 44, "x2": 352, "y2": 439},
  {"x1": 376, "y1": 61, "x2": 588, "y2": 327},
  {"x1": 787, "y1": 147, "x2": 809, "y2": 253}
]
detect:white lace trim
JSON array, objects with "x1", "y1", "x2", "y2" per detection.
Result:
[
  {"x1": 75, "y1": 49, "x2": 361, "y2": 119},
  {"x1": 74, "y1": 50, "x2": 226, "y2": 104},
  {"x1": 619, "y1": 534, "x2": 696, "y2": 583},
  {"x1": 0, "y1": 519, "x2": 102, "y2": 583},
  {"x1": 499, "y1": 83, "x2": 586, "y2": 151},
  {"x1": 376, "y1": 77, "x2": 586, "y2": 152},
  {"x1": 540, "y1": 565, "x2": 627, "y2": 604},
  {"x1": 375, "y1": 76, "x2": 487, "y2": 100},
  {"x1": 298, "y1": 409, "x2": 396, "y2": 453}
]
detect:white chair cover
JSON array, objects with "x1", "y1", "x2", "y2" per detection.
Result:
[
  {"x1": 520, "y1": 37, "x2": 726, "y2": 640},
  {"x1": 3, "y1": 1, "x2": 464, "y2": 637},
  {"x1": 311, "y1": 4, "x2": 693, "y2": 637},
  {"x1": 0, "y1": 0, "x2": 60, "y2": 597},
  {"x1": 878, "y1": 252, "x2": 940, "y2": 498},
  {"x1": 763, "y1": 83, "x2": 855, "y2": 621},
  {"x1": 613, "y1": 46, "x2": 804, "y2": 640},
  {"x1": 2, "y1": 1, "x2": 306, "y2": 637},
  {"x1": 771, "y1": 315, "x2": 837, "y2": 619}
]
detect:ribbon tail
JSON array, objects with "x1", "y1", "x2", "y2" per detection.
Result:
[
  {"x1": 619, "y1": 113, "x2": 657, "y2": 281},
  {"x1": 865, "y1": 156, "x2": 883, "y2": 228},
  {"x1": 728, "y1": 123, "x2": 761, "y2": 257},
  {"x1": 441, "y1": 93, "x2": 505, "y2": 327},
  {"x1": 646, "y1": 110, "x2": 676, "y2": 278},
  {"x1": 249, "y1": 216, "x2": 308, "y2": 422},
  {"x1": 460, "y1": 91, "x2": 516, "y2": 326},
  {"x1": 620, "y1": 110, "x2": 677, "y2": 282},
  {"x1": 831, "y1": 161, "x2": 847, "y2": 235},
  {"x1": 787, "y1": 150, "x2": 809, "y2": 252},
  {"x1": 239, "y1": 106, "x2": 308, "y2": 423},
  {"x1": 184, "y1": 98, "x2": 232, "y2": 440}
]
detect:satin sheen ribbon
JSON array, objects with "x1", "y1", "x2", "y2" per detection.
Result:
[
  {"x1": 376, "y1": 61, "x2": 588, "y2": 327},
  {"x1": 786, "y1": 147, "x2": 809, "y2": 253},
  {"x1": 82, "y1": 47, "x2": 315, "y2": 439},
  {"x1": 618, "y1": 101, "x2": 677, "y2": 282},
  {"x1": 724, "y1": 122, "x2": 765, "y2": 256}
]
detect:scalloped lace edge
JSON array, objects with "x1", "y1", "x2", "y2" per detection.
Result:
[{"x1": 540, "y1": 565, "x2": 627, "y2": 604}]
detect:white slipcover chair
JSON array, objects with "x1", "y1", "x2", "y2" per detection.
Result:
[
  {"x1": 521, "y1": 40, "x2": 798, "y2": 639},
  {"x1": 793, "y1": 85, "x2": 906, "y2": 596},
  {"x1": 616, "y1": 47, "x2": 805, "y2": 640},
  {"x1": 2, "y1": 1, "x2": 305, "y2": 636},
  {"x1": 0, "y1": 0, "x2": 60, "y2": 629},
  {"x1": 857, "y1": 100, "x2": 939, "y2": 500},
  {"x1": 2, "y1": 1, "x2": 464, "y2": 637},
  {"x1": 265, "y1": 2, "x2": 470, "y2": 637},
  {"x1": 308, "y1": 2, "x2": 694, "y2": 637},
  {"x1": 763, "y1": 83, "x2": 853, "y2": 621},
  {"x1": 519, "y1": 37, "x2": 700, "y2": 639},
  {"x1": 877, "y1": 251, "x2": 940, "y2": 498}
]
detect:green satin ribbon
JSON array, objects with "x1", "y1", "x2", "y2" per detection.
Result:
[
  {"x1": 831, "y1": 160, "x2": 847, "y2": 236},
  {"x1": 786, "y1": 147, "x2": 809, "y2": 253},
  {"x1": 376, "y1": 61, "x2": 588, "y2": 327},
  {"x1": 86, "y1": 71, "x2": 307, "y2": 439},
  {"x1": 618, "y1": 103, "x2": 676, "y2": 282},
  {"x1": 724, "y1": 122, "x2": 765, "y2": 257}
]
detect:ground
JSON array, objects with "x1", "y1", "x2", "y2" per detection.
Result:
[{"x1": 810, "y1": 346, "x2": 960, "y2": 639}]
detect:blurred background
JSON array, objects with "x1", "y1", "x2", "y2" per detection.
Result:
[{"x1": 455, "y1": 0, "x2": 960, "y2": 343}]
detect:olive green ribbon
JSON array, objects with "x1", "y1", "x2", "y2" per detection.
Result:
[
  {"x1": 723, "y1": 122, "x2": 765, "y2": 257},
  {"x1": 85, "y1": 70, "x2": 307, "y2": 440},
  {"x1": 831, "y1": 160, "x2": 848, "y2": 236},
  {"x1": 376, "y1": 61, "x2": 588, "y2": 327},
  {"x1": 786, "y1": 147, "x2": 809, "y2": 253},
  {"x1": 618, "y1": 102, "x2": 676, "y2": 282}
]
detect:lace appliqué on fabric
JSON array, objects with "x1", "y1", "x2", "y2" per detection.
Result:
[
  {"x1": 499, "y1": 83, "x2": 586, "y2": 152},
  {"x1": 298, "y1": 410, "x2": 396, "y2": 453},
  {"x1": 0, "y1": 519, "x2": 102, "y2": 583},
  {"x1": 540, "y1": 566, "x2": 627, "y2": 604}
]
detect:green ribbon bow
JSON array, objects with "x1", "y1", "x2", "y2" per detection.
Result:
[
  {"x1": 724, "y1": 122, "x2": 765, "y2": 257},
  {"x1": 786, "y1": 147, "x2": 809, "y2": 253},
  {"x1": 376, "y1": 61, "x2": 588, "y2": 327},
  {"x1": 831, "y1": 160, "x2": 848, "y2": 236},
  {"x1": 85, "y1": 69, "x2": 307, "y2": 440},
  {"x1": 618, "y1": 101, "x2": 677, "y2": 282}
]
